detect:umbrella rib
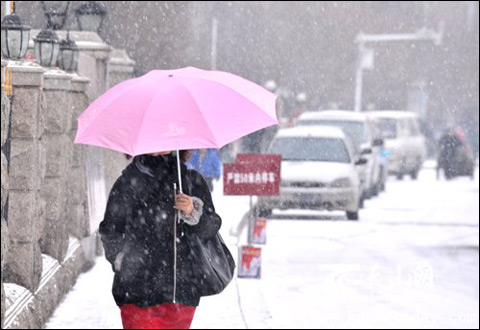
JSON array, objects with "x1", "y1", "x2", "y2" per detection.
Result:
[
  {"x1": 194, "y1": 77, "x2": 278, "y2": 121},
  {"x1": 132, "y1": 86, "x2": 166, "y2": 156},
  {"x1": 78, "y1": 76, "x2": 146, "y2": 127},
  {"x1": 180, "y1": 78, "x2": 278, "y2": 146},
  {"x1": 175, "y1": 80, "x2": 220, "y2": 147},
  {"x1": 196, "y1": 74, "x2": 278, "y2": 121}
]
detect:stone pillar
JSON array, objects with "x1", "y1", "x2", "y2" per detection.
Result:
[
  {"x1": 39, "y1": 70, "x2": 73, "y2": 263},
  {"x1": 4, "y1": 62, "x2": 45, "y2": 293},
  {"x1": 52, "y1": 31, "x2": 112, "y2": 261},
  {"x1": 103, "y1": 49, "x2": 136, "y2": 194},
  {"x1": 107, "y1": 48, "x2": 136, "y2": 88},
  {"x1": 1, "y1": 58, "x2": 11, "y2": 330},
  {"x1": 67, "y1": 75, "x2": 91, "y2": 240}
]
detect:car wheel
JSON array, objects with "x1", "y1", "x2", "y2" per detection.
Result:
[
  {"x1": 380, "y1": 181, "x2": 386, "y2": 192},
  {"x1": 380, "y1": 169, "x2": 386, "y2": 192},
  {"x1": 397, "y1": 173, "x2": 404, "y2": 180},
  {"x1": 445, "y1": 169, "x2": 454, "y2": 180},
  {"x1": 346, "y1": 211, "x2": 359, "y2": 221},
  {"x1": 410, "y1": 169, "x2": 419, "y2": 180},
  {"x1": 258, "y1": 208, "x2": 272, "y2": 218}
]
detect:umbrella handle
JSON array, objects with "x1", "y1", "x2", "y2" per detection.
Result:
[{"x1": 176, "y1": 150, "x2": 183, "y2": 194}]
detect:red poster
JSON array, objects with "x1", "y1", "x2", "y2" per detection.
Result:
[
  {"x1": 251, "y1": 218, "x2": 267, "y2": 245},
  {"x1": 238, "y1": 246, "x2": 262, "y2": 279}
]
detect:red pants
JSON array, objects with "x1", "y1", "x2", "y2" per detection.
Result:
[{"x1": 120, "y1": 303, "x2": 196, "y2": 329}]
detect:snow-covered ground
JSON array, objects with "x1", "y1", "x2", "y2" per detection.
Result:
[{"x1": 45, "y1": 164, "x2": 479, "y2": 329}]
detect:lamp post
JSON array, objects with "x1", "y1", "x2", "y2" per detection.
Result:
[
  {"x1": 39, "y1": 1, "x2": 79, "y2": 72},
  {"x1": 1, "y1": 2, "x2": 31, "y2": 60},
  {"x1": 75, "y1": 1, "x2": 106, "y2": 33},
  {"x1": 33, "y1": 28, "x2": 60, "y2": 67},
  {"x1": 211, "y1": 17, "x2": 218, "y2": 70},
  {"x1": 58, "y1": 31, "x2": 78, "y2": 72},
  {"x1": 41, "y1": 1, "x2": 71, "y2": 30},
  {"x1": 353, "y1": 44, "x2": 374, "y2": 113}
]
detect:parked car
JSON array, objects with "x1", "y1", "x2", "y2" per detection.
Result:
[
  {"x1": 296, "y1": 110, "x2": 384, "y2": 199},
  {"x1": 367, "y1": 116, "x2": 390, "y2": 192},
  {"x1": 368, "y1": 111, "x2": 426, "y2": 180},
  {"x1": 257, "y1": 126, "x2": 365, "y2": 220}
]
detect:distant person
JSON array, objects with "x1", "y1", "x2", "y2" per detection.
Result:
[
  {"x1": 437, "y1": 129, "x2": 463, "y2": 179},
  {"x1": 186, "y1": 149, "x2": 222, "y2": 192},
  {"x1": 472, "y1": 132, "x2": 479, "y2": 160}
]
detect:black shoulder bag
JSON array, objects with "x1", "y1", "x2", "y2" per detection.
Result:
[{"x1": 184, "y1": 172, "x2": 236, "y2": 297}]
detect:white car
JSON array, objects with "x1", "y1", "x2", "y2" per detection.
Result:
[
  {"x1": 257, "y1": 126, "x2": 365, "y2": 220},
  {"x1": 296, "y1": 110, "x2": 385, "y2": 199},
  {"x1": 368, "y1": 111, "x2": 426, "y2": 180}
]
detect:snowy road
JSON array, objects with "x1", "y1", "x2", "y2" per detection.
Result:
[{"x1": 46, "y1": 164, "x2": 479, "y2": 329}]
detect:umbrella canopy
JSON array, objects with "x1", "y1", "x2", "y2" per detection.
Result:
[{"x1": 75, "y1": 66, "x2": 278, "y2": 156}]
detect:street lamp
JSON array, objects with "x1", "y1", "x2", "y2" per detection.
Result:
[
  {"x1": 41, "y1": 1, "x2": 71, "y2": 30},
  {"x1": 34, "y1": 29, "x2": 60, "y2": 67},
  {"x1": 40, "y1": 2, "x2": 78, "y2": 71},
  {"x1": 264, "y1": 80, "x2": 277, "y2": 93},
  {"x1": 75, "y1": 1, "x2": 106, "y2": 33},
  {"x1": 353, "y1": 44, "x2": 374, "y2": 113},
  {"x1": 353, "y1": 27, "x2": 443, "y2": 112},
  {"x1": 58, "y1": 31, "x2": 78, "y2": 72},
  {"x1": 296, "y1": 92, "x2": 307, "y2": 104},
  {"x1": 0, "y1": 7, "x2": 31, "y2": 60}
]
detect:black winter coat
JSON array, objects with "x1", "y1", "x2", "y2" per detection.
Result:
[{"x1": 99, "y1": 154, "x2": 222, "y2": 307}]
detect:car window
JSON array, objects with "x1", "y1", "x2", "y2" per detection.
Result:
[
  {"x1": 269, "y1": 137, "x2": 351, "y2": 163},
  {"x1": 297, "y1": 120, "x2": 367, "y2": 144},
  {"x1": 369, "y1": 120, "x2": 383, "y2": 140},
  {"x1": 408, "y1": 118, "x2": 421, "y2": 136},
  {"x1": 401, "y1": 118, "x2": 412, "y2": 136},
  {"x1": 377, "y1": 118, "x2": 398, "y2": 139}
]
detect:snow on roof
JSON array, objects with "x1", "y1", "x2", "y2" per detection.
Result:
[
  {"x1": 297, "y1": 110, "x2": 368, "y2": 122},
  {"x1": 276, "y1": 125, "x2": 346, "y2": 139}
]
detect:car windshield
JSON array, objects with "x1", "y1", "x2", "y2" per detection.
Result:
[
  {"x1": 270, "y1": 137, "x2": 351, "y2": 163},
  {"x1": 298, "y1": 120, "x2": 367, "y2": 144},
  {"x1": 377, "y1": 118, "x2": 398, "y2": 139}
]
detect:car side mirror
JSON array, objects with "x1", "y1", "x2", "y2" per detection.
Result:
[
  {"x1": 373, "y1": 138, "x2": 384, "y2": 147},
  {"x1": 361, "y1": 147, "x2": 372, "y2": 155},
  {"x1": 355, "y1": 158, "x2": 368, "y2": 166}
]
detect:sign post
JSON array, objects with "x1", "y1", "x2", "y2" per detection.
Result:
[{"x1": 223, "y1": 154, "x2": 281, "y2": 278}]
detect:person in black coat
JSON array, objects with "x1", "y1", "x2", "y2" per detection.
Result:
[
  {"x1": 99, "y1": 150, "x2": 222, "y2": 329},
  {"x1": 437, "y1": 129, "x2": 464, "y2": 179}
]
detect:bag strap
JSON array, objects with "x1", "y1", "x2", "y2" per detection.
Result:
[{"x1": 185, "y1": 169, "x2": 194, "y2": 196}]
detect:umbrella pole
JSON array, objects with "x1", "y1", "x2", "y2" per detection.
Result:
[
  {"x1": 174, "y1": 151, "x2": 181, "y2": 303},
  {"x1": 176, "y1": 150, "x2": 183, "y2": 194}
]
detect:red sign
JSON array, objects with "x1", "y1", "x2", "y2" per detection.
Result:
[{"x1": 223, "y1": 154, "x2": 281, "y2": 196}]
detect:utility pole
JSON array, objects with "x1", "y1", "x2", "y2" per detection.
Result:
[{"x1": 211, "y1": 18, "x2": 218, "y2": 70}]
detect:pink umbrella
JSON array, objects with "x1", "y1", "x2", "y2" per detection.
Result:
[{"x1": 75, "y1": 66, "x2": 278, "y2": 191}]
